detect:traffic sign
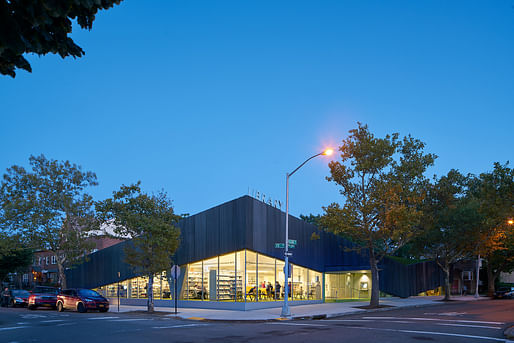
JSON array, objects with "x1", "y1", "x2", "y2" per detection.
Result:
[
  {"x1": 288, "y1": 239, "x2": 297, "y2": 245},
  {"x1": 171, "y1": 265, "x2": 181, "y2": 279},
  {"x1": 284, "y1": 252, "x2": 293, "y2": 257}
]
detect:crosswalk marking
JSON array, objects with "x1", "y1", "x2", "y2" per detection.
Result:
[
  {"x1": 437, "y1": 323, "x2": 502, "y2": 330},
  {"x1": 152, "y1": 324, "x2": 208, "y2": 329},
  {"x1": 362, "y1": 316, "x2": 504, "y2": 325},
  {"x1": 87, "y1": 316, "x2": 120, "y2": 320}
]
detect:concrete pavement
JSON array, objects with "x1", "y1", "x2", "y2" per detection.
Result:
[{"x1": 113, "y1": 295, "x2": 488, "y2": 321}]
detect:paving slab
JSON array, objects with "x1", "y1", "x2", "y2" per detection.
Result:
[{"x1": 113, "y1": 295, "x2": 488, "y2": 321}]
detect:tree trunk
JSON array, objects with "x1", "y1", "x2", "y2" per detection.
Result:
[
  {"x1": 56, "y1": 257, "x2": 66, "y2": 289},
  {"x1": 369, "y1": 254, "x2": 380, "y2": 308},
  {"x1": 443, "y1": 262, "x2": 451, "y2": 301},
  {"x1": 147, "y1": 274, "x2": 154, "y2": 313},
  {"x1": 487, "y1": 265, "x2": 496, "y2": 298}
]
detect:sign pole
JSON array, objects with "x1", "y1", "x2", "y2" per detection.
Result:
[
  {"x1": 117, "y1": 271, "x2": 120, "y2": 313},
  {"x1": 174, "y1": 266, "x2": 178, "y2": 315}
]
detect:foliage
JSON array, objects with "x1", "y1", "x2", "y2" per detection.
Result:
[
  {"x1": 0, "y1": 155, "x2": 97, "y2": 288},
  {"x1": 96, "y1": 183, "x2": 181, "y2": 312},
  {"x1": 0, "y1": 233, "x2": 33, "y2": 282},
  {"x1": 0, "y1": 0, "x2": 123, "y2": 77},
  {"x1": 411, "y1": 170, "x2": 480, "y2": 300},
  {"x1": 321, "y1": 123, "x2": 436, "y2": 307},
  {"x1": 468, "y1": 162, "x2": 514, "y2": 295}
]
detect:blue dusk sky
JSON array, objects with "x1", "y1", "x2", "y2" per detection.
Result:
[{"x1": 1, "y1": 1, "x2": 513, "y2": 217}]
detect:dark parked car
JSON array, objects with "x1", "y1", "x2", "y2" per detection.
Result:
[
  {"x1": 28, "y1": 286, "x2": 59, "y2": 310},
  {"x1": 494, "y1": 287, "x2": 513, "y2": 299},
  {"x1": 9, "y1": 289, "x2": 30, "y2": 307},
  {"x1": 57, "y1": 288, "x2": 109, "y2": 313}
]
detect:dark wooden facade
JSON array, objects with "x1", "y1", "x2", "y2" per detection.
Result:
[{"x1": 66, "y1": 195, "x2": 442, "y2": 298}]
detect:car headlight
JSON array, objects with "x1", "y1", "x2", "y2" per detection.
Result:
[{"x1": 84, "y1": 298, "x2": 95, "y2": 303}]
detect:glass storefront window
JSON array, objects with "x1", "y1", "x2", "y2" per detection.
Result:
[
  {"x1": 94, "y1": 250, "x2": 325, "y2": 304},
  {"x1": 291, "y1": 264, "x2": 308, "y2": 300},
  {"x1": 245, "y1": 250, "x2": 257, "y2": 302},
  {"x1": 275, "y1": 259, "x2": 285, "y2": 300},
  {"x1": 325, "y1": 271, "x2": 371, "y2": 300},
  {"x1": 203, "y1": 256, "x2": 218, "y2": 301},
  {"x1": 257, "y1": 254, "x2": 275, "y2": 301},
  {"x1": 235, "y1": 251, "x2": 245, "y2": 301},
  {"x1": 186, "y1": 260, "x2": 204, "y2": 300}
]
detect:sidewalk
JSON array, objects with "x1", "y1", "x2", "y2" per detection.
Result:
[{"x1": 114, "y1": 295, "x2": 487, "y2": 321}]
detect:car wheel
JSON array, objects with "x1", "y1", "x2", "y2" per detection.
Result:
[
  {"x1": 28, "y1": 305, "x2": 37, "y2": 310},
  {"x1": 99, "y1": 308, "x2": 108, "y2": 313},
  {"x1": 77, "y1": 302, "x2": 86, "y2": 313},
  {"x1": 57, "y1": 302, "x2": 64, "y2": 312}
]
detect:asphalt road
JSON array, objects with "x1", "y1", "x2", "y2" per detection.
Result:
[{"x1": 0, "y1": 299, "x2": 512, "y2": 343}]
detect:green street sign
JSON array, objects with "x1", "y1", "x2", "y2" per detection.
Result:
[
  {"x1": 288, "y1": 239, "x2": 297, "y2": 245},
  {"x1": 275, "y1": 243, "x2": 296, "y2": 249}
]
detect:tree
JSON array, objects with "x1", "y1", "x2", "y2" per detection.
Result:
[
  {"x1": 321, "y1": 123, "x2": 436, "y2": 308},
  {"x1": 96, "y1": 183, "x2": 181, "y2": 312},
  {"x1": 0, "y1": 0, "x2": 123, "y2": 78},
  {"x1": 469, "y1": 162, "x2": 514, "y2": 296},
  {"x1": 412, "y1": 170, "x2": 479, "y2": 300},
  {"x1": 0, "y1": 233, "x2": 33, "y2": 285},
  {"x1": 0, "y1": 155, "x2": 97, "y2": 288}
]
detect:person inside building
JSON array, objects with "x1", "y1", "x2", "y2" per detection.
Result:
[
  {"x1": 266, "y1": 282, "x2": 273, "y2": 299},
  {"x1": 275, "y1": 281, "x2": 281, "y2": 300}
]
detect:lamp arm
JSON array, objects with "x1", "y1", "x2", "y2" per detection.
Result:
[{"x1": 288, "y1": 152, "x2": 324, "y2": 177}]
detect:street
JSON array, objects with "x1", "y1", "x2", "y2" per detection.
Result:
[{"x1": 0, "y1": 299, "x2": 512, "y2": 343}]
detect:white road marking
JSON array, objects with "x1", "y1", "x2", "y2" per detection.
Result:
[
  {"x1": 56, "y1": 323, "x2": 75, "y2": 327},
  {"x1": 152, "y1": 324, "x2": 208, "y2": 329},
  {"x1": 437, "y1": 323, "x2": 502, "y2": 330},
  {"x1": 424, "y1": 312, "x2": 467, "y2": 316},
  {"x1": 87, "y1": 316, "x2": 120, "y2": 320},
  {"x1": 20, "y1": 314, "x2": 46, "y2": 319},
  {"x1": 16, "y1": 322, "x2": 29, "y2": 325},
  {"x1": 41, "y1": 319, "x2": 66, "y2": 323},
  {"x1": 342, "y1": 326, "x2": 507, "y2": 342},
  {"x1": 109, "y1": 318, "x2": 152, "y2": 322},
  {"x1": 324, "y1": 319, "x2": 373, "y2": 322},
  {"x1": 268, "y1": 322, "x2": 327, "y2": 327},
  {"x1": 0, "y1": 327, "x2": 25, "y2": 331},
  {"x1": 362, "y1": 316, "x2": 504, "y2": 325}
]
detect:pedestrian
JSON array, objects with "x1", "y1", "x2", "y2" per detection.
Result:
[{"x1": 1, "y1": 287, "x2": 10, "y2": 307}]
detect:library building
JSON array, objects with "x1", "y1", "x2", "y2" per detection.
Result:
[{"x1": 66, "y1": 196, "x2": 443, "y2": 310}]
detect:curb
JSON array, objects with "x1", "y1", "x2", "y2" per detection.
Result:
[{"x1": 504, "y1": 323, "x2": 514, "y2": 341}]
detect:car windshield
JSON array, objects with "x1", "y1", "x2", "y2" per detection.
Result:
[
  {"x1": 34, "y1": 287, "x2": 59, "y2": 294},
  {"x1": 12, "y1": 290, "x2": 30, "y2": 297},
  {"x1": 78, "y1": 289, "x2": 101, "y2": 298}
]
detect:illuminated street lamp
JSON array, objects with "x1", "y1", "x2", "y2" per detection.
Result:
[{"x1": 281, "y1": 148, "x2": 333, "y2": 318}]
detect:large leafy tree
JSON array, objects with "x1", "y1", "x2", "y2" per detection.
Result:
[
  {"x1": 412, "y1": 170, "x2": 479, "y2": 300},
  {"x1": 96, "y1": 183, "x2": 181, "y2": 313},
  {"x1": 0, "y1": 155, "x2": 97, "y2": 288},
  {"x1": 321, "y1": 123, "x2": 436, "y2": 308},
  {"x1": 0, "y1": 0, "x2": 123, "y2": 77},
  {"x1": 469, "y1": 162, "x2": 514, "y2": 296}
]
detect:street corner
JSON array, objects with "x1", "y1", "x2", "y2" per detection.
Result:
[{"x1": 504, "y1": 323, "x2": 514, "y2": 341}]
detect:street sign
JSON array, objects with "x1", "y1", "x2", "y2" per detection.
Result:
[
  {"x1": 275, "y1": 243, "x2": 295, "y2": 249},
  {"x1": 171, "y1": 265, "x2": 181, "y2": 279},
  {"x1": 284, "y1": 251, "x2": 293, "y2": 257},
  {"x1": 288, "y1": 239, "x2": 297, "y2": 245}
]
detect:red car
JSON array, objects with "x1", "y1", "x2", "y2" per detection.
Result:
[
  {"x1": 57, "y1": 288, "x2": 109, "y2": 313},
  {"x1": 28, "y1": 286, "x2": 59, "y2": 310}
]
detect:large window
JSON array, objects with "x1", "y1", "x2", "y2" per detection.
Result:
[
  {"x1": 95, "y1": 250, "x2": 325, "y2": 303},
  {"x1": 325, "y1": 271, "x2": 371, "y2": 300}
]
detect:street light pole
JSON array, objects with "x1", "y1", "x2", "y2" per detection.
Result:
[{"x1": 281, "y1": 148, "x2": 333, "y2": 318}]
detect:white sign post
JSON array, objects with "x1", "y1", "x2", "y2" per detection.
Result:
[{"x1": 171, "y1": 265, "x2": 181, "y2": 314}]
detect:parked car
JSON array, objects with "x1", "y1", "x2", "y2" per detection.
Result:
[
  {"x1": 28, "y1": 286, "x2": 59, "y2": 310},
  {"x1": 494, "y1": 287, "x2": 514, "y2": 299},
  {"x1": 9, "y1": 289, "x2": 30, "y2": 307},
  {"x1": 56, "y1": 288, "x2": 109, "y2": 313}
]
